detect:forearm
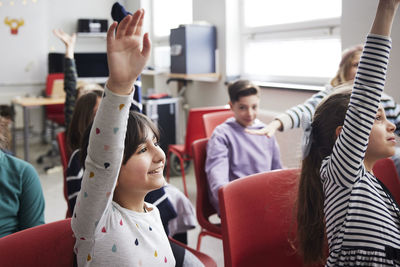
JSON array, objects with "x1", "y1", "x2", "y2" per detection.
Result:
[{"x1": 371, "y1": 0, "x2": 399, "y2": 36}]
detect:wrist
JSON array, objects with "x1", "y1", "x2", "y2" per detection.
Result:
[{"x1": 106, "y1": 79, "x2": 135, "y2": 95}]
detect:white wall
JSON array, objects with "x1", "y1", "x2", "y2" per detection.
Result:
[
  {"x1": 342, "y1": 0, "x2": 400, "y2": 103},
  {"x1": 0, "y1": 0, "x2": 118, "y2": 132}
]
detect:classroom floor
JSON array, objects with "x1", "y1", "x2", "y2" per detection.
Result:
[{"x1": 20, "y1": 141, "x2": 224, "y2": 266}]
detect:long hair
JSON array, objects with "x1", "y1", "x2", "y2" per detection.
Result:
[
  {"x1": 330, "y1": 45, "x2": 363, "y2": 87},
  {"x1": 67, "y1": 90, "x2": 103, "y2": 151},
  {"x1": 296, "y1": 86, "x2": 351, "y2": 264}
]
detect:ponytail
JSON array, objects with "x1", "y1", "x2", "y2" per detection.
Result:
[{"x1": 296, "y1": 86, "x2": 351, "y2": 264}]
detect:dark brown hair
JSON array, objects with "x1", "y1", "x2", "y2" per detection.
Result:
[
  {"x1": 228, "y1": 80, "x2": 260, "y2": 103},
  {"x1": 80, "y1": 111, "x2": 160, "y2": 168},
  {"x1": 67, "y1": 90, "x2": 103, "y2": 151},
  {"x1": 296, "y1": 87, "x2": 351, "y2": 264}
]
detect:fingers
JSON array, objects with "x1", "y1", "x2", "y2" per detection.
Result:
[
  {"x1": 107, "y1": 21, "x2": 118, "y2": 46},
  {"x1": 115, "y1": 14, "x2": 132, "y2": 39},
  {"x1": 141, "y1": 32, "x2": 151, "y2": 59},
  {"x1": 126, "y1": 9, "x2": 143, "y2": 36},
  {"x1": 134, "y1": 9, "x2": 144, "y2": 36}
]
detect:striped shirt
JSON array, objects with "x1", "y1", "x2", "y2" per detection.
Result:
[
  {"x1": 322, "y1": 34, "x2": 400, "y2": 266},
  {"x1": 275, "y1": 74, "x2": 400, "y2": 137}
]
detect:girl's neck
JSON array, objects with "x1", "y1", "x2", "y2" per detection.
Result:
[
  {"x1": 363, "y1": 159, "x2": 376, "y2": 174},
  {"x1": 113, "y1": 190, "x2": 148, "y2": 213}
]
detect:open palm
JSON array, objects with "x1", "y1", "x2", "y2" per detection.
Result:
[{"x1": 107, "y1": 9, "x2": 151, "y2": 94}]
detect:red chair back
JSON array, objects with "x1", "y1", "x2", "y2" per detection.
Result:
[
  {"x1": 56, "y1": 131, "x2": 72, "y2": 217},
  {"x1": 0, "y1": 219, "x2": 75, "y2": 267},
  {"x1": 219, "y1": 169, "x2": 308, "y2": 267},
  {"x1": 45, "y1": 73, "x2": 65, "y2": 125},
  {"x1": 373, "y1": 157, "x2": 400, "y2": 204},
  {"x1": 192, "y1": 138, "x2": 221, "y2": 234},
  {"x1": 183, "y1": 106, "x2": 229, "y2": 158},
  {"x1": 57, "y1": 131, "x2": 69, "y2": 172},
  {"x1": 203, "y1": 110, "x2": 234, "y2": 138}
]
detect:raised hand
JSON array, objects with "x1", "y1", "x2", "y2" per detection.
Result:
[
  {"x1": 245, "y1": 119, "x2": 282, "y2": 138},
  {"x1": 52, "y1": 29, "x2": 76, "y2": 59},
  {"x1": 106, "y1": 9, "x2": 151, "y2": 95}
]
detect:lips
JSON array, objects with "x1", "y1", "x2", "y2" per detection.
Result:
[
  {"x1": 148, "y1": 166, "x2": 163, "y2": 174},
  {"x1": 387, "y1": 137, "x2": 396, "y2": 144}
]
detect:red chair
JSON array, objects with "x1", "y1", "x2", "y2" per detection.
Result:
[
  {"x1": 56, "y1": 131, "x2": 72, "y2": 218},
  {"x1": 0, "y1": 219, "x2": 75, "y2": 267},
  {"x1": 45, "y1": 73, "x2": 65, "y2": 126},
  {"x1": 219, "y1": 169, "x2": 314, "y2": 267},
  {"x1": 166, "y1": 106, "x2": 230, "y2": 196},
  {"x1": 192, "y1": 138, "x2": 222, "y2": 251},
  {"x1": 169, "y1": 237, "x2": 217, "y2": 267},
  {"x1": 203, "y1": 110, "x2": 234, "y2": 138},
  {"x1": 373, "y1": 157, "x2": 400, "y2": 204}
]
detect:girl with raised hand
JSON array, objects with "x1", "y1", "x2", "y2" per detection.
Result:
[
  {"x1": 296, "y1": 0, "x2": 400, "y2": 265},
  {"x1": 71, "y1": 10, "x2": 177, "y2": 266}
]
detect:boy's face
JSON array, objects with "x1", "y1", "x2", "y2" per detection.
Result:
[{"x1": 229, "y1": 94, "x2": 260, "y2": 127}]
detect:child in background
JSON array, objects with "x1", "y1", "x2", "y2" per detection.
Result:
[
  {"x1": 296, "y1": 0, "x2": 400, "y2": 265},
  {"x1": 205, "y1": 80, "x2": 282, "y2": 213},
  {"x1": 0, "y1": 116, "x2": 45, "y2": 238},
  {"x1": 71, "y1": 10, "x2": 201, "y2": 266}
]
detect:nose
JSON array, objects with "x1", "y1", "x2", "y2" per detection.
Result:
[
  {"x1": 387, "y1": 120, "x2": 396, "y2": 132},
  {"x1": 153, "y1": 145, "x2": 165, "y2": 164}
]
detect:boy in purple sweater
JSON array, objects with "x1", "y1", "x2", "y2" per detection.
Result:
[{"x1": 205, "y1": 80, "x2": 282, "y2": 213}]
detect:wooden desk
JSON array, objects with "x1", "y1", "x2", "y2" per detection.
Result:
[{"x1": 11, "y1": 97, "x2": 65, "y2": 162}]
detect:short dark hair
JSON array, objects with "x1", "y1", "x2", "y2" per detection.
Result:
[
  {"x1": 80, "y1": 111, "x2": 160, "y2": 168},
  {"x1": 228, "y1": 80, "x2": 260, "y2": 103},
  {"x1": 67, "y1": 90, "x2": 103, "y2": 151}
]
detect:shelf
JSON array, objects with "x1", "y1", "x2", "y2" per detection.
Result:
[
  {"x1": 77, "y1": 32, "x2": 107, "y2": 38},
  {"x1": 168, "y1": 73, "x2": 220, "y2": 82}
]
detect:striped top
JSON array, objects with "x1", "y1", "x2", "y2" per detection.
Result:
[{"x1": 321, "y1": 34, "x2": 400, "y2": 266}]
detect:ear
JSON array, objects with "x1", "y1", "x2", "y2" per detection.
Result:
[
  {"x1": 229, "y1": 101, "x2": 233, "y2": 110},
  {"x1": 335, "y1": 125, "x2": 343, "y2": 138}
]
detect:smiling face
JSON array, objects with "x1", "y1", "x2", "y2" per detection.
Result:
[
  {"x1": 365, "y1": 107, "x2": 396, "y2": 165},
  {"x1": 117, "y1": 127, "x2": 166, "y2": 196},
  {"x1": 229, "y1": 94, "x2": 260, "y2": 127}
]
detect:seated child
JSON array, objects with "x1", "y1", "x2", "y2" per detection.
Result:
[
  {"x1": 205, "y1": 80, "x2": 282, "y2": 213},
  {"x1": 71, "y1": 10, "x2": 201, "y2": 266},
  {"x1": 0, "y1": 116, "x2": 45, "y2": 237}
]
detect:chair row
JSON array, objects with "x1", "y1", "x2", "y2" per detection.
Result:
[{"x1": 192, "y1": 137, "x2": 400, "y2": 267}]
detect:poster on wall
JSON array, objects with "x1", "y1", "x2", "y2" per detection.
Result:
[{"x1": 0, "y1": 0, "x2": 47, "y2": 85}]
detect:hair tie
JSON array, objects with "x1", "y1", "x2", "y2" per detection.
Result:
[{"x1": 301, "y1": 113, "x2": 313, "y2": 159}]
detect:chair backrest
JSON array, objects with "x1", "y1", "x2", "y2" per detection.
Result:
[
  {"x1": 373, "y1": 157, "x2": 400, "y2": 205},
  {"x1": 192, "y1": 138, "x2": 220, "y2": 231},
  {"x1": 0, "y1": 219, "x2": 75, "y2": 267},
  {"x1": 56, "y1": 131, "x2": 72, "y2": 218},
  {"x1": 203, "y1": 110, "x2": 234, "y2": 138},
  {"x1": 57, "y1": 131, "x2": 69, "y2": 172},
  {"x1": 45, "y1": 73, "x2": 65, "y2": 125},
  {"x1": 183, "y1": 106, "x2": 230, "y2": 158},
  {"x1": 219, "y1": 169, "x2": 308, "y2": 267}
]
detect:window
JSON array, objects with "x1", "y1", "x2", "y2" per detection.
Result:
[
  {"x1": 150, "y1": 0, "x2": 193, "y2": 69},
  {"x1": 240, "y1": 0, "x2": 342, "y2": 86}
]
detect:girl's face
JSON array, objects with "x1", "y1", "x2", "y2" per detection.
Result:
[
  {"x1": 117, "y1": 127, "x2": 166, "y2": 195},
  {"x1": 345, "y1": 52, "x2": 361, "y2": 82},
  {"x1": 366, "y1": 107, "x2": 396, "y2": 162},
  {"x1": 229, "y1": 94, "x2": 260, "y2": 127}
]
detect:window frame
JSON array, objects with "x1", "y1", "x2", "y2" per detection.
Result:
[{"x1": 239, "y1": 0, "x2": 342, "y2": 86}]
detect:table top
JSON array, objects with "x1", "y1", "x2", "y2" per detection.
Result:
[{"x1": 12, "y1": 97, "x2": 65, "y2": 107}]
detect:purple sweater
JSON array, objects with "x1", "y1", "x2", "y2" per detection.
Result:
[{"x1": 205, "y1": 117, "x2": 282, "y2": 213}]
